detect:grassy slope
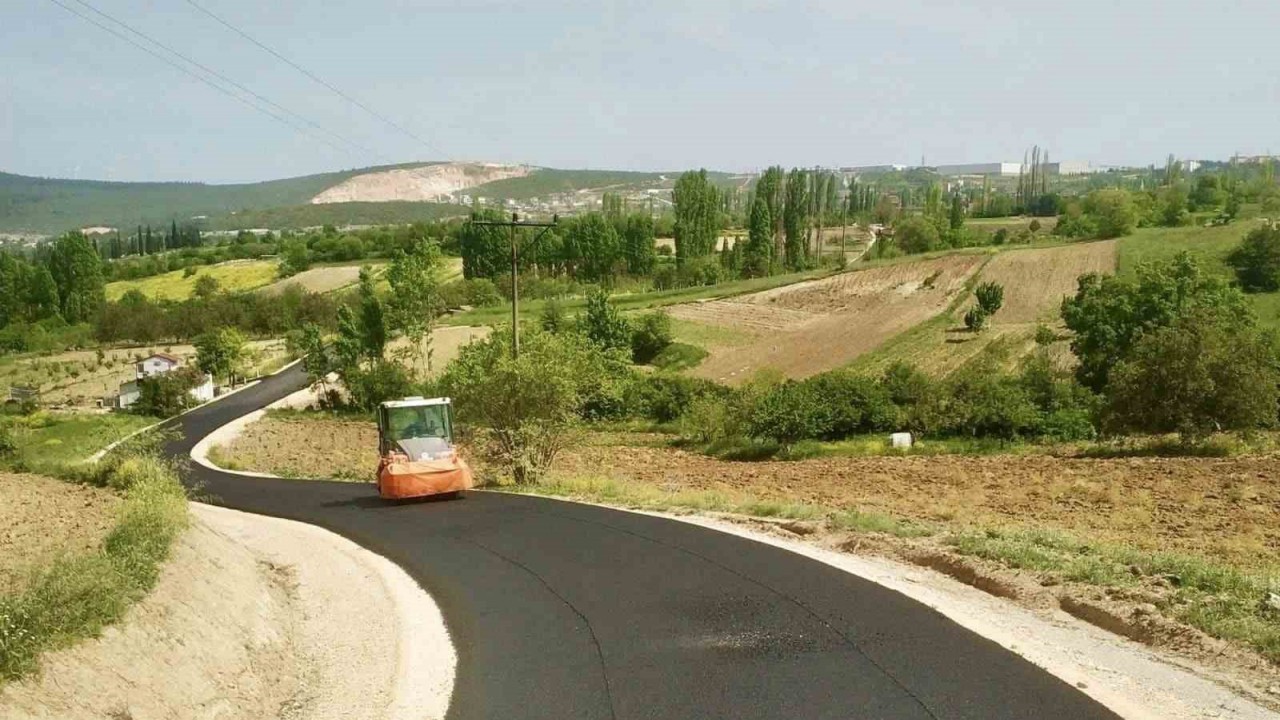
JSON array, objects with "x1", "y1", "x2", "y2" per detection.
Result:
[
  {"x1": 105, "y1": 260, "x2": 280, "y2": 301},
  {"x1": 5, "y1": 413, "x2": 155, "y2": 475},
  {"x1": 0, "y1": 162, "x2": 456, "y2": 235},
  {"x1": 1117, "y1": 216, "x2": 1280, "y2": 329},
  {"x1": 441, "y1": 266, "x2": 837, "y2": 327}
]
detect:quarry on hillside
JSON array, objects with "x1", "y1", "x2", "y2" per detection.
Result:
[{"x1": 310, "y1": 162, "x2": 529, "y2": 204}]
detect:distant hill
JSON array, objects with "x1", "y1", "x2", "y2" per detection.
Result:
[{"x1": 0, "y1": 163, "x2": 739, "y2": 236}]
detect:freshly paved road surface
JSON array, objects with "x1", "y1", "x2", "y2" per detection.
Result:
[{"x1": 168, "y1": 365, "x2": 1120, "y2": 720}]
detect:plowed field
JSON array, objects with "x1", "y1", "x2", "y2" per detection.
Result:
[
  {"x1": 977, "y1": 240, "x2": 1117, "y2": 324},
  {"x1": 669, "y1": 255, "x2": 985, "y2": 383}
]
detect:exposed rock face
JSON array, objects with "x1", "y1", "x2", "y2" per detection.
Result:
[{"x1": 310, "y1": 162, "x2": 529, "y2": 204}]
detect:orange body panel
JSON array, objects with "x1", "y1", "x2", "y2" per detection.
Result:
[{"x1": 377, "y1": 455, "x2": 474, "y2": 499}]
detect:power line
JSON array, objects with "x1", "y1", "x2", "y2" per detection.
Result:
[
  {"x1": 47, "y1": 0, "x2": 383, "y2": 161},
  {"x1": 181, "y1": 0, "x2": 446, "y2": 160}
]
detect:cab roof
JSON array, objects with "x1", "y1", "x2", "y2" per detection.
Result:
[{"x1": 380, "y1": 396, "x2": 452, "y2": 409}]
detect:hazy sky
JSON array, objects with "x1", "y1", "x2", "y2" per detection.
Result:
[{"x1": 3, "y1": 0, "x2": 1278, "y2": 183}]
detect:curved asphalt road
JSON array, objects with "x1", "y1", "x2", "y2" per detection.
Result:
[{"x1": 167, "y1": 364, "x2": 1120, "y2": 720}]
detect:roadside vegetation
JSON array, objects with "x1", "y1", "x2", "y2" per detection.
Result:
[{"x1": 0, "y1": 420, "x2": 188, "y2": 684}]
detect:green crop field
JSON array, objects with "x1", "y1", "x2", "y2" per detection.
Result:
[{"x1": 105, "y1": 259, "x2": 279, "y2": 301}]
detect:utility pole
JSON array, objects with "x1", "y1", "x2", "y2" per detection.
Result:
[{"x1": 469, "y1": 212, "x2": 558, "y2": 359}]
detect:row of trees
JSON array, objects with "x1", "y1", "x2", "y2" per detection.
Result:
[{"x1": 0, "y1": 232, "x2": 105, "y2": 328}]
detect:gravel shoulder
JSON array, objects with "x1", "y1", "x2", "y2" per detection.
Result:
[{"x1": 0, "y1": 503, "x2": 454, "y2": 720}]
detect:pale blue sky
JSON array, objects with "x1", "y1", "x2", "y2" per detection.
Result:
[{"x1": 3, "y1": 0, "x2": 1278, "y2": 183}]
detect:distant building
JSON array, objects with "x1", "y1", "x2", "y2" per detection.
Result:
[
  {"x1": 840, "y1": 164, "x2": 908, "y2": 175},
  {"x1": 136, "y1": 353, "x2": 182, "y2": 378},
  {"x1": 934, "y1": 162, "x2": 1023, "y2": 177}
]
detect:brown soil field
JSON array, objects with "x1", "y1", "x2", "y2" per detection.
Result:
[
  {"x1": 0, "y1": 474, "x2": 120, "y2": 594},
  {"x1": 557, "y1": 442, "x2": 1280, "y2": 568},
  {"x1": 670, "y1": 254, "x2": 986, "y2": 383},
  {"x1": 218, "y1": 413, "x2": 379, "y2": 481},
  {"x1": 220, "y1": 412, "x2": 1280, "y2": 571},
  {"x1": 976, "y1": 240, "x2": 1117, "y2": 324},
  {"x1": 386, "y1": 325, "x2": 491, "y2": 377}
]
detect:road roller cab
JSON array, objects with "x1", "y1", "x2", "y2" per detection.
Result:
[{"x1": 376, "y1": 397, "x2": 473, "y2": 500}]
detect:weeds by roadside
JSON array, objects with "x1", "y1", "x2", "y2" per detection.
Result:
[
  {"x1": 0, "y1": 429, "x2": 189, "y2": 683},
  {"x1": 520, "y1": 473, "x2": 1280, "y2": 665}
]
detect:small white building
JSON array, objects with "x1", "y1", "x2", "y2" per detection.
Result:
[{"x1": 116, "y1": 353, "x2": 214, "y2": 410}]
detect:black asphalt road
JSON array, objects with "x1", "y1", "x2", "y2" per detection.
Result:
[{"x1": 167, "y1": 364, "x2": 1120, "y2": 720}]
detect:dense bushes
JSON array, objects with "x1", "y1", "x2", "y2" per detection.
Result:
[{"x1": 1227, "y1": 223, "x2": 1280, "y2": 292}]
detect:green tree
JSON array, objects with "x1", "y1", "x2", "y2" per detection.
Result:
[
  {"x1": 948, "y1": 194, "x2": 965, "y2": 231},
  {"x1": 1061, "y1": 253, "x2": 1248, "y2": 391},
  {"x1": 25, "y1": 265, "x2": 59, "y2": 322},
  {"x1": 672, "y1": 170, "x2": 721, "y2": 264},
  {"x1": 757, "y1": 166, "x2": 786, "y2": 260},
  {"x1": 133, "y1": 367, "x2": 203, "y2": 417},
  {"x1": 385, "y1": 240, "x2": 444, "y2": 371},
  {"x1": 630, "y1": 310, "x2": 673, "y2": 364},
  {"x1": 974, "y1": 281, "x2": 1004, "y2": 316},
  {"x1": 1227, "y1": 223, "x2": 1280, "y2": 292},
  {"x1": 743, "y1": 193, "x2": 773, "y2": 278},
  {"x1": 894, "y1": 216, "x2": 940, "y2": 254},
  {"x1": 195, "y1": 326, "x2": 247, "y2": 385},
  {"x1": 1107, "y1": 309, "x2": 1278, "y2": 439},
  {"x1": 1083, "y1": 189, "x2": 1137, "y2": 239},
  {"x1": 440, "y1": 327, "x2": 627, "y2": 483},
  {"x1": 565, "y1": 213, "x2": 620, "y2": 282},
  {"x1": 1156, "y1": 184, "x2": 1189, "y2": 227},
  {"x1": 334, "y1": 267, "x2": 387, "y2": 370},
  {"x1": 582, "y1": 288, "x2": 631, "y2": 354},
  {"x1": 458, "y1": 209, "x2": 509, "y2": 279},
  {"x1": 279, "y1": 238, "x2": 311, "y2": 277},
  {"x1": 47, "y1": 232, "x2": 104, "y2": 324},
  {"x1": 192, "y1": 274, "x2": 221, "y2": 299},
  {"x1": 783, "y1": 169, "x2": 809, "y2": 269},
  {"x1": 621, "y1": 213, "x2": 656, "y2": 275}
]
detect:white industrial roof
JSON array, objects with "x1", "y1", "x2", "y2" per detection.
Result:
[{"x1": 380, "y1": 396, "x2": 452, "y2": 408}]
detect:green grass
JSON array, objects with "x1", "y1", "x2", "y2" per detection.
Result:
[
  {"x1": 509, "y1": 474, "x2": 930, "y2": 538},
  {"x1": 668, "y1": 318, "x2": 752, "y2": 348},
  {"x1": 650, "y1": 342, "x2": 708, "y2": 371},
  {"x1": 0, "y1": 453, "x2": 188, "y2": 682},
  {"x1": 1117, "y1": 218, "x2": 1280, "y2": 328},
  {"x1": 441, "y1": 267, "x2": 838, "y2": 327},
  {"x1": 105, "y1": 259, "x2": 279, "y2": 301},
  {"x1": 2, "y1": 412, "x2": 155, "y2": 475},
  {"x1": 948, "y1": 527, "x2": 1280, "y2": 662}
]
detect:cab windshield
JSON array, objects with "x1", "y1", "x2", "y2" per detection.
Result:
[{"x1": 385, "y1": 405, "x2": 451, "y2": 441}]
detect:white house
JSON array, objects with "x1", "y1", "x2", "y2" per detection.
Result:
[{"x1": 116, "y1": 353, "x2": 214, "y2": 410}]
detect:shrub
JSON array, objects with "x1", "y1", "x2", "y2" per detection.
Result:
[
  {"x1": 1034, "y1": 324, "x2": 1057, "y2": 346},
  {"x1": 1227, "y1": 223, "x2": 1280, "y2": 292},
  {"x1": 678, "y1": 394, "x2": 741, "y2": 444},
  {"x1": 182, "y1": 265, "x2": 198, "y2": 278},
  {"x1": 992, "y1": 228, "x2": 1009, "y2": 245},
  {"x1": 133, "y1": 367, "x2": 204, "y2": 418},
  {"x1": 894, "y1": 217, "x2": 941, "y2": 254},
  {"x1": 747, "y1": 381, "x2": 825, "y2": 447},
  {"x1": 540, "y1": 297, "x2": 567, "y2": 333},
  {"x1": 630, "y1": 311, "x2": 674, "y2": 364},
  {"x1": 441, "y1": 328, "x2": 628, "y2": 483},
  {"x1": 1028, "y1": 219, "x2": 1042, "y2": 233},
  {"x1": 650, "y1": 342, "x2": 708, "y2": 371},
  {"x1": 0, "y1": 425, "x2": 16, "y2": 460},
  {"x1": 624, "y1": 373, "x2": 725, "y2": 424},
  {"x1": 582, "y1": 288, "x2": 632, "y2": 354},
  {"x1": 1105, "y1": 308, "x2": 1279, "y2": 439},
  {"x1": 802, "y1": 372, "x2": 896, "y2": 439},
  {"x1": 964, "y1": 306, "x2": 988, "y2": 332},
  {"x1": 342, "y1": 361, "x2": 417, "y2": 412},
  {"x1": 974, "y1": 281, "x2": 1004, "y2": 316}
]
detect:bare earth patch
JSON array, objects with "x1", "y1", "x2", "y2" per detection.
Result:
[
  {"x1": 0, "y1": 474, "x2": 120, "y2": 594},
  {"x1": 262, "y1": 265, "x2": 368, "y2": 295},
  {"x1": 312, "y1": 162, "x2": 528, "y2": 203},
  {"x1": 218, "y1": 414, "x2": 378, "y2": 481},
  {"x1": 556, "y1": 443, "x2": 1280, "y2": 567},
  {"x1": 976, "y1": 240, "x2": 1118, "y2": 324},
  {"x1": 670, "y1": 255, "x2": 985, "y2": 382}
]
